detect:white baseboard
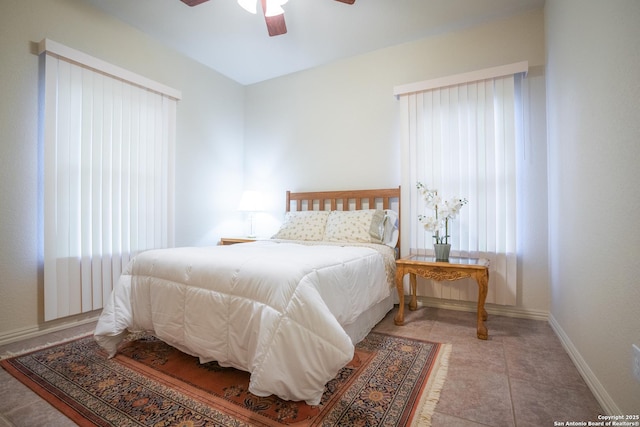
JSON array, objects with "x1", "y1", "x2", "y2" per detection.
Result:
[
  {"x1": 548, "y1": 314, "x2": 620, "y2": 415},
  {"x1": 415, "y1": 296, "x2": 549, "y2": 321},
  {"x1": 0, "y1": 314, "x2": 99, "y2": 347}
]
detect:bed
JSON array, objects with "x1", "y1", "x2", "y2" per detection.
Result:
[{"x1": 94, "y1": 187, "x2": 401, "y2": 405}]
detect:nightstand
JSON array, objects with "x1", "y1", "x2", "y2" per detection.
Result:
[
  {"x1": 395, "y1": 254, "x2": 490, "y2": 339},
  {"x1": 218, "y1": 237, "x2": 257, "y2": 245}
]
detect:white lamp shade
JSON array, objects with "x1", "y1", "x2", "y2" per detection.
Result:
[
  {"x1": 264, "y1": 0, "x2": 285, "y2": 17},
  {"x1": 238, "y1": 0, "x2": 288, "y2": 16},
  {"x1": 238, "y1": 190, "x2": 265, "y2": 212},
  {"x1": 237, "y1": 0, "x2": 257, "y2": 14}
]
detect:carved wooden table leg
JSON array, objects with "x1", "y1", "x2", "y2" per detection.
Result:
[
  {"x1": 474, "y1": 269, "x2": 489, "y2": 340},
  {"x1": 394, "y1": 265, "x2": 406, "y2": 325},
  {"x1": 409, "y1": 273, "x2": 418, "y2": 311}
]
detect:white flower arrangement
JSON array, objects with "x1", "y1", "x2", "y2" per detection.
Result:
[{"x1": 417, "y1": 182, "x2": 468, "y2": 245}]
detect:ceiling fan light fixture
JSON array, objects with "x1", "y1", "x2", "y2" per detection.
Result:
[
  {"x1": 237, "y1": 0, "x2": 257, "y2": 14},
  {"x1": 181, "y1": 0, "x2": 353, "y2": 38},
  {"x1": 264, "y1": 0, "x2": 287, "y2": 17}
]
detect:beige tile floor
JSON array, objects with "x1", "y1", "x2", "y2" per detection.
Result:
[{"x1": 0, "y1": 306, "x2": 603, "y2": 426}]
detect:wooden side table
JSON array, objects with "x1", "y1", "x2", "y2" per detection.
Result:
[
  {"x1": 219, "y1": 237, "x2": 257, "y2": 245},
  {"x1": 395, "y1": 255, "x2": 490, "y2": 340}
]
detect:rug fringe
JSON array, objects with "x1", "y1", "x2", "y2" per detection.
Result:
[
  {"x1": 413, "y1": 343, "x2": 452, "y2": 427},
  {"x1": 0, "y1": 332, "x2": 93, "y2": 360}
]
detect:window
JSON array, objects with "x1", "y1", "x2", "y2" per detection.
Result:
[
  {"x1": 396, "y1": 62, "x2": 527, "y2": 305},
  {"x1": 39, "y1": 39, "x2": 180, "y2": 320}
]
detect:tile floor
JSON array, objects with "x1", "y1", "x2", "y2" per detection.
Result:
[{"x1": 0, "y1": 306, "x2": 603, "y2": 426}]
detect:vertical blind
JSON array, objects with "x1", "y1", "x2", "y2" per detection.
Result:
[
  {"x1": 398, "y1": 64, "x2": 525, "y2": 305},
  {"x1": 40, "y1": 40, "x2": 180, "y2": 321}
]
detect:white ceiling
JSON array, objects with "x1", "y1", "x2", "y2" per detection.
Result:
[{"x1": 83, "y1": 0, "x2": 544, "y2": 85}]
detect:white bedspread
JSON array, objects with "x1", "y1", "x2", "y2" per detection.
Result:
[{"x1": 94, "y1": 240, "x2": 391, "y2": 405}]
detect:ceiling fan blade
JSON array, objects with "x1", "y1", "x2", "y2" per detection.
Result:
[
  {"x1": 260, "y1": 0, "x2": 287, "y2": 36},
  {"x1": 180, "y1": 0, "x2": 210, "y2": 6},
  {"x1": 335, "y1": 0, "x2": 355, "y2": 4},
  {"x1": 264, "y1": 14, "x2": 287, "y2": 36}
]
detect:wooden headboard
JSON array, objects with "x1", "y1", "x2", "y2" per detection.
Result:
[{"x1": 285, "y1": 187, "x2": 401, "y2": 254}]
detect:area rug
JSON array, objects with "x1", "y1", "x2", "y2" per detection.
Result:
[{"x1": 1, "y1": 331, "x2": 450, "y2": 426}]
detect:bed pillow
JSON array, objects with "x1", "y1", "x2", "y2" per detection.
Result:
[
  {"x1": 382, "y1": 209, "x2": 399, "y2": 247},
  {"x1": 323, "y1": 209, "x2": 386, "y2": 244},
  {"x1": 271, "y1": 210, "x2": 331, "y2": 241}
]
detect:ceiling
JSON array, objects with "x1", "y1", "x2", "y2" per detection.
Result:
[{"x1": 83, "y1": 0, "x2": 544, "y2": 85}]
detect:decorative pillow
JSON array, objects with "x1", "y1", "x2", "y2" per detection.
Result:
[
  {"x1": 323, "y1": 209, "x2": 386, "y2": 244},
  {"x1": 271, "y1": 210, "x2": 330, "y2": 241},
  {"x1": 382, "y1": 209, "x2": 399, "y2": 247}
]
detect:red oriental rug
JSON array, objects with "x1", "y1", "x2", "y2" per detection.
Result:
[{"x1": 1, "y1": 331, "x2": 450, "y2": 426}]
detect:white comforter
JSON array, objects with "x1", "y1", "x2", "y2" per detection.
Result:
[{"x1": 94, "y1": 240, "x2": 391, "y2": 405}]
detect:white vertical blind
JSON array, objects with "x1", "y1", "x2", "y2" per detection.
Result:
[
  {"x1": 399, "y1": 70, "x2": 522, "y2": 306},
  {"x1": 40, "y1": 40, "x2": 179, "y2": 321}
]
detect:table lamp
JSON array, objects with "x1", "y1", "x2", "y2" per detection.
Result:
[{"x1": 238, "y1": 190, "x2": 264, "y2": 238}]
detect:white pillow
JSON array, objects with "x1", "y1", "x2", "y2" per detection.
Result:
[
  {"x1": 271, "y1": 211, "x2": 330, "y2": 241},
  {"x1": 382, "y1": 209, "x2": 399, "y2": 247},
  {"x1": 323, "y1": 209, "x2": 385, "y2": 244}
]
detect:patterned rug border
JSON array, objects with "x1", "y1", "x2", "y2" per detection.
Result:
[
  {"x1": 0, "y1": 334, "x2": 99, "y2": 427},
  {"x1": 1, "y1": 332, "x2": 451, "y2": 427},
  {"x1": 415, "y1": 342, "x2": 450, "y2": 426},
  {"x1": 0, "y1": 332, "x2": 93, "y2": 361}
]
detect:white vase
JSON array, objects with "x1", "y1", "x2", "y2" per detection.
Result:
[{"x1": 434, "y1": 243, "x2": 451, "y2": 261}]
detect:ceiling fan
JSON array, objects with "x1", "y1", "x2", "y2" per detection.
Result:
[{"x1": 179, "y1": 0, "x2": 355, "y2": 37}]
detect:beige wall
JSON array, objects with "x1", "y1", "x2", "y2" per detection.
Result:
[
  {"x1": 243, "y1": 9, "x2": 550, "y2": 315},
  {"x1": 545, "y1": 0, "x2": 640, "y2": 413},
  {"x1": 3, "y1": 0, "x2": 637, "y2": 414},
  {"x1": 0, "y1": 0, "x2": 245, "y2": 338}
]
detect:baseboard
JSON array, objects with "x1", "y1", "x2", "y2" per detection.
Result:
[
  {"x1": 0, "y1": 314, "x2": 100, "y2": 347},
  {"x1": 548, "y1": 314, "x2": 620, "y2": 415},
  {"x1": 415, "y1": 296, "x2": 549, "y2": 321}
]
